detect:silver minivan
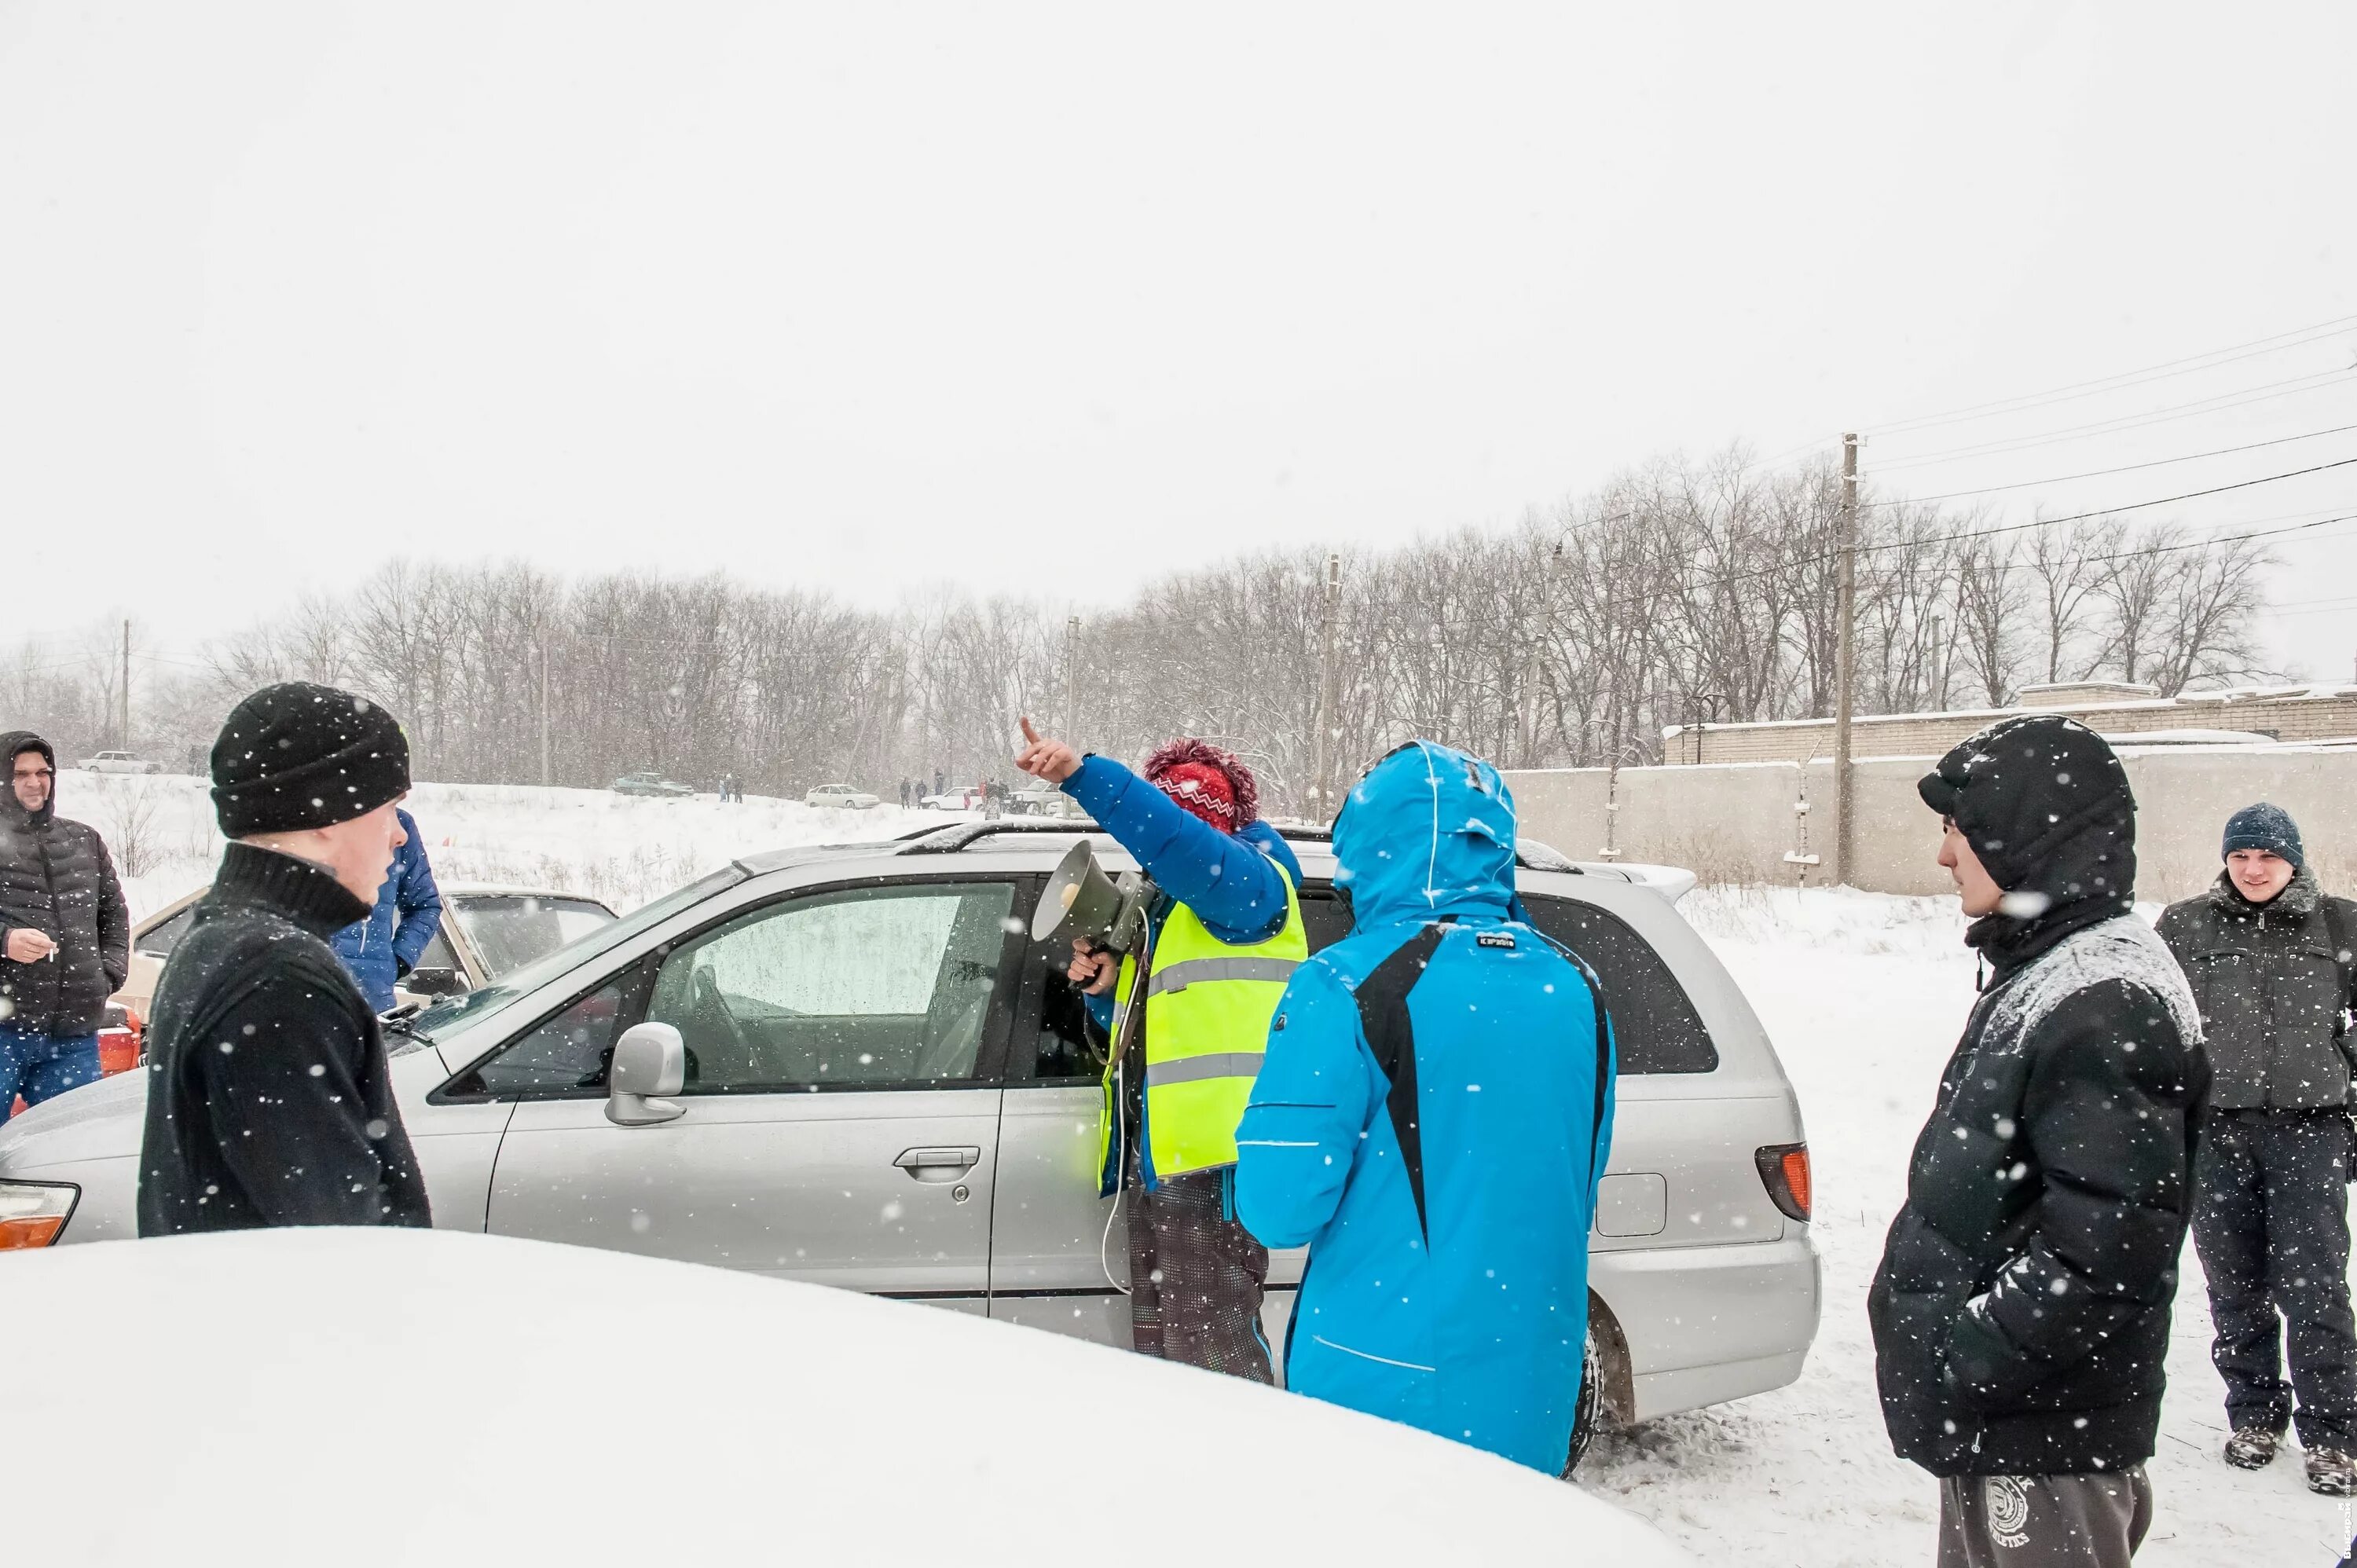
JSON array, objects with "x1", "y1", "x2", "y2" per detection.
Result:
[{"x1": 0, "y1": 822, "x2": 1819, "y2": 1455}]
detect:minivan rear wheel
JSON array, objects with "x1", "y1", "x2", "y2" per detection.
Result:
[{"x1": 1560, "y1": 1328, "x2": 1604, "y2": 1478}]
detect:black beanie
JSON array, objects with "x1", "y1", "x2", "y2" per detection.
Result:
[{"x1": 211, "y1": 682, "x2": 411, "y2": 837}]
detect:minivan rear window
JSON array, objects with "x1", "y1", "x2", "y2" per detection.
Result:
[{"x1": 1293, "y1": 888, "x2": 1718, "y2": 1075}]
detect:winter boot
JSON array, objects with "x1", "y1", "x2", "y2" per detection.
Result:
[
  {"x1": 2223, "y1": 1428, "x2": 2279, "y2": 1469},
  {"x1": 2308, "y1": 1448, "x2": 2357, "y2": 1497}
]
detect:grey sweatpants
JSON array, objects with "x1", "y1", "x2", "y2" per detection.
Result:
[{"x1": 1936, "y1": 1469, "x2": 2152, "y2": 1567}]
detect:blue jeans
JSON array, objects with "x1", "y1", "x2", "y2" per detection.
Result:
[{"x1": 0, "y1": 1024, "x2": 101, "y2": 1126}]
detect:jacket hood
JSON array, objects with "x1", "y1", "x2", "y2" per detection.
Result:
[
  {"x1": 1918, "y1": 715, "x2": 2137, "y2": 969},
  {"x1": 1332, "y1": 740, "x2": 1516, "y2": 930},
  {"x1": 2, "y1": 730, "x2": 56, "y2": 830}
]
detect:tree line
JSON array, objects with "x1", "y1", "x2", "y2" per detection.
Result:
[{"x1": 3, "y1": 449, "x2": 2274, "y2": 815}]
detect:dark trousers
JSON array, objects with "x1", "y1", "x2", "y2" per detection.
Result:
[
  {"x1": 1125, "y1": 1156, "x2": 1272, "y2": 1384},
  {"x1": 2192, "y1": 1110, "x2": 2357, "y2": 1450}
]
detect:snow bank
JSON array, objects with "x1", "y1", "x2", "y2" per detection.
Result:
[
  {"x1": 57, "y1": 771, "x2": 953, "y2": 920},
  {"x1": 5, "y1": 1229, "x2": 1686, "y2": 1567}
]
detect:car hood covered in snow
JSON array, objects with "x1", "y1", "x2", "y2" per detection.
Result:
[{"x1": 7, "y1": 1229, "x2": 1688, "y2": 1566}]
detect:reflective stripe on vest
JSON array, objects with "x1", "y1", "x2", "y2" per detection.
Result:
[
  {"x1": 1098, "y1": 863, "x2": 1307, "y2": 1185},
  {"x1": 1143, "y1": 1050, "x2": 1267, "y2": 1087},
  {"x1": 1145, "y1": 957, "x2": 1302, "y2": 998}
]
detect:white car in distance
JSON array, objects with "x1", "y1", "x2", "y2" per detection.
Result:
[
  {"x1": 76, "y1": 751, "x2": 163, "y2": 775},
  {"x1": 805, "y1": 783, "x2": 881, "y2": 810}
]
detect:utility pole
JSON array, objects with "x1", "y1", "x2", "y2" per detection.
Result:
[
  {"x1": 1061, "y1": 614, "x2": 1081, "y2": 819},
  {"x1": 538, "y1": 639, "x2": 552, "y2": 788},
  {"x1": 119, "y1": 618, "x2": 132, "y2": 750},
  {"x1": 1834, "y1": 432, "x2": 1860, "y2": 887},
  {"x1": 1310, "y1": 552, "x2": 1342, "y2": 822}
]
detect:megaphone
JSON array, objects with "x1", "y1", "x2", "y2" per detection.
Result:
[{"x1": 1034, "y1": 840, "x2": 1157, "y2": 954}]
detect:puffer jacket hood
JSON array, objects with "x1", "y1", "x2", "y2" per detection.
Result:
[
  {"x1": 2, "y1": 731, "x2": 57, "y2": 829},
  {"x1": 1332, "y1": 741, "x2": 1516, "y2": 931},
  {"x1": 1918, "y1": 715, "x2": 2137, "y2": 973}
]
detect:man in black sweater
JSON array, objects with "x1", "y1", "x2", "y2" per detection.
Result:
[
  {"x1": 2157, "y1": 803, "x2": 2357, "y2": 1494},
  {"x1": 1871, "y1": 716, "x2": 2209, "y2": 1567},
  {"x1": 137, "y1": 683, "x2": 431, "y2": 1234}
]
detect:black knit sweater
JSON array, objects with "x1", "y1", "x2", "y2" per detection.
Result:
[{"x1": 137, "y1": 843, "x2": 432, "y2": 1235}]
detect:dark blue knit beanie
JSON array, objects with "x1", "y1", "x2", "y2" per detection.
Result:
[{"x1": 2222, "y1": 801, "x2": 2303, "y2": 870}]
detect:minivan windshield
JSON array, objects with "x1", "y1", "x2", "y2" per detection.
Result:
[{"x1": 405, "y1": 866, "x2": 745, "y2": 1042}]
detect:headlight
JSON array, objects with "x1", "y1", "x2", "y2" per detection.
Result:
[{"x1": 0, "y1": 1181, "x2": 79, "y2": 1249}]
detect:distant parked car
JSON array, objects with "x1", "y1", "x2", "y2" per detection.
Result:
[
  {"x1": 76, "y1": 750, "x2": 163, "y2": 775},
  {"x1": 112, "y1": 881, "x2": 618, "y2": 1024},
  {"x1": 805, "y1": 783, "x2": 881, "y2": 810},
  {"x1": 1007, "y1": 784, "x2": 1065, "y2": 816},
  {"x1": 922, "y1": 787, "x2": 983, "y2": 811},
  {"x1": 610, "y1": 771, "x2": 694, "y2": 798}
]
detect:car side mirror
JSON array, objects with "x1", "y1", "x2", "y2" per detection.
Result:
[
  {"x1": 403, "y1": 966, "x2": 470, "y2": 998},
  {"x1": 607, "y1": 1021, "x2": 687, "y2": 1127}
]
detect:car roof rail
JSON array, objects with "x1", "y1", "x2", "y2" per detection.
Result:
[
  {"x1": 896, "y1": 819, "x2": 1104, "y2": 854},
  {"x1": 1269, "y1": 821, "x2": 1582, "y2": 874}
]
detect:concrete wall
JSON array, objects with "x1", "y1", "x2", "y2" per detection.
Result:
[
  {"x1": 1506, "y1": 746, "x2": 2357, "y2": 901},
  {"x1": 1663, "y1": 687, "x2": 2357, "y2": 766}
]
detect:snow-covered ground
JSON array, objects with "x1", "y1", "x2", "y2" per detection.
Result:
[
  {"x1": 59, "y1": 771, "x2": 951, "y2": 921},
  {"x1": 51, "y1": 774, "x2": 2355, "y2": 1561},
  {"x1": 1587, "y1": 885, "x2": 2352, "y2": 1566}
]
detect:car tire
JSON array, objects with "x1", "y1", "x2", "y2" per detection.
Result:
[{"x1": 1560, "y1": 1327, "x2": 1604, "y2": 1478}]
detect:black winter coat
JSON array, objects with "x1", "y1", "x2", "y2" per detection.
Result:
[
  {"x1": 137, "y1": 842, "x2": 432, "y2": 1235},
  {"x1": 1874, "y1": 715, "x2": 2209, "y2": 1478},
  {"x1": 1869, "y1": 918, "x2": 2209, "y2": 1475},
  {"x1": 1, "y1": 731, "x2": 130, "y2": 1038},
  {"x1": 2156, "y1": 869, "x2": 2355, "y2": 1111}
]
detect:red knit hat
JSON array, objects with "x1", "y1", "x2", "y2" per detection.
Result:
[{"x1": 1142, "y1": 738, "x2": 1259, "y2": 833}]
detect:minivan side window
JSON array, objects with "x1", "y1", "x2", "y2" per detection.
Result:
[
  {"x1": 1523, "y1": 895, "x2": 1719, "y2": 1075},
  {"x1": 646, "y1": 882, "x2": 1018, "y2": 1091}
]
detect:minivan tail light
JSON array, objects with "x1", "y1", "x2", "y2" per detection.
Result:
[
  {"x1": 0, "y1": 1181, "x2": 79, "y2": 1249},
  {"x1": 1754, "y1": 1144, "x2": 1811, "y2": 1223}
]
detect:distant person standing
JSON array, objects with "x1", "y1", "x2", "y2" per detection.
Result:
[
  {"x1": 329, "y1": 806, "x2": 442, "y2": 1014},
  {"x1": 1871, "y1": 716, "x2": 2207, "y2": 1567},
  {"x1": 933, "y1": 767, "x2": 945, "y2": 797},
  {"x1": 137, "y1": 683, "x2": 432, "y2": 1235},
  {"x1": 2157, "y1": 804, "x2": 2357, "y2": 1496},
  {"x1": 899, "y1": 779, "x2": 912, "y2": 808},
  {"x1": 1, "y1": 731, "x2": 130, "y2": 1124}
]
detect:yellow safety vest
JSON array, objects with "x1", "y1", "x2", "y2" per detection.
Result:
[{"x1": 1098, "y1": 867, "x2": 1307, "y2": 1186}]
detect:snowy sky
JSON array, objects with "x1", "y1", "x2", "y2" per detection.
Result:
[{"x1": 4, "y1": 2, "x2": 2354, "y2": 680}]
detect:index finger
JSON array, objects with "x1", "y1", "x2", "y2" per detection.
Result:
[{"x1": 1020, "y1": 715, "x2": 1041, "y2": 746}]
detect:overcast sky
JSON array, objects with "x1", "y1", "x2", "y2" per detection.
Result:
[{"x1": 4, "y1": 2, "x2": 2354, "y2": 682}]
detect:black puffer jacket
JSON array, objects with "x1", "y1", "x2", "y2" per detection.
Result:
[
  {"x1": 2157, "y1": 868, "x2": 2355, "y2": 1110},
  {"x1": 1, "y1": 731, "x2": 131, "y2": 1037},
  {"x1": 1870, "y1": 716, "x2": 2211, "y2": 1476}
]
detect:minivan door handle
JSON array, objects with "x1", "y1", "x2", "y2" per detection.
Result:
[{"x1": 894, "y1": 1146, "x2": 981, "y2": 1183}]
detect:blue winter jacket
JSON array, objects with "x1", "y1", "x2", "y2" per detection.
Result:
[
  {"x1": 1061, "y1": 754, "x2": 1303, "y2": 1189},
  {"x1": 330, "y1": 809, "x2": 444, "y2": 1013},
  {"x1": 1233, "y1": 742, "x2": 1616, "y2": 1473}
]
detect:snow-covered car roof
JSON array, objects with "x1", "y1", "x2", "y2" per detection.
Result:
[{"x1": 9, "y1": 1229, "x2": 1687, "y2": 1566}]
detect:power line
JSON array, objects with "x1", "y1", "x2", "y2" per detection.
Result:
[
  {"x1": 1670, "y1": 456, "x2": 2357, "y2": 595},
  {"x1": 1859, "y1": 422, "x2": 2357, "y2": 507},
  {"x1": 1869, "y1": 367, "x2": 2357, "y2": 472},
  {"x1": 1866, "y1": 312, "x2": 2357, "y2": 438}
]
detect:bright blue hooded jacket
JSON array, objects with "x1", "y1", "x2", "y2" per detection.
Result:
[
  {"x1": 330, "y1": 808, "x2": 444, "y2": 1013},
  {"x1": 1061, "y1": 753, "x2": 1303, "y2": 1192},
  {"x1": 1233, "y1": 742, "x2": 1616, "y2": 1472}
]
